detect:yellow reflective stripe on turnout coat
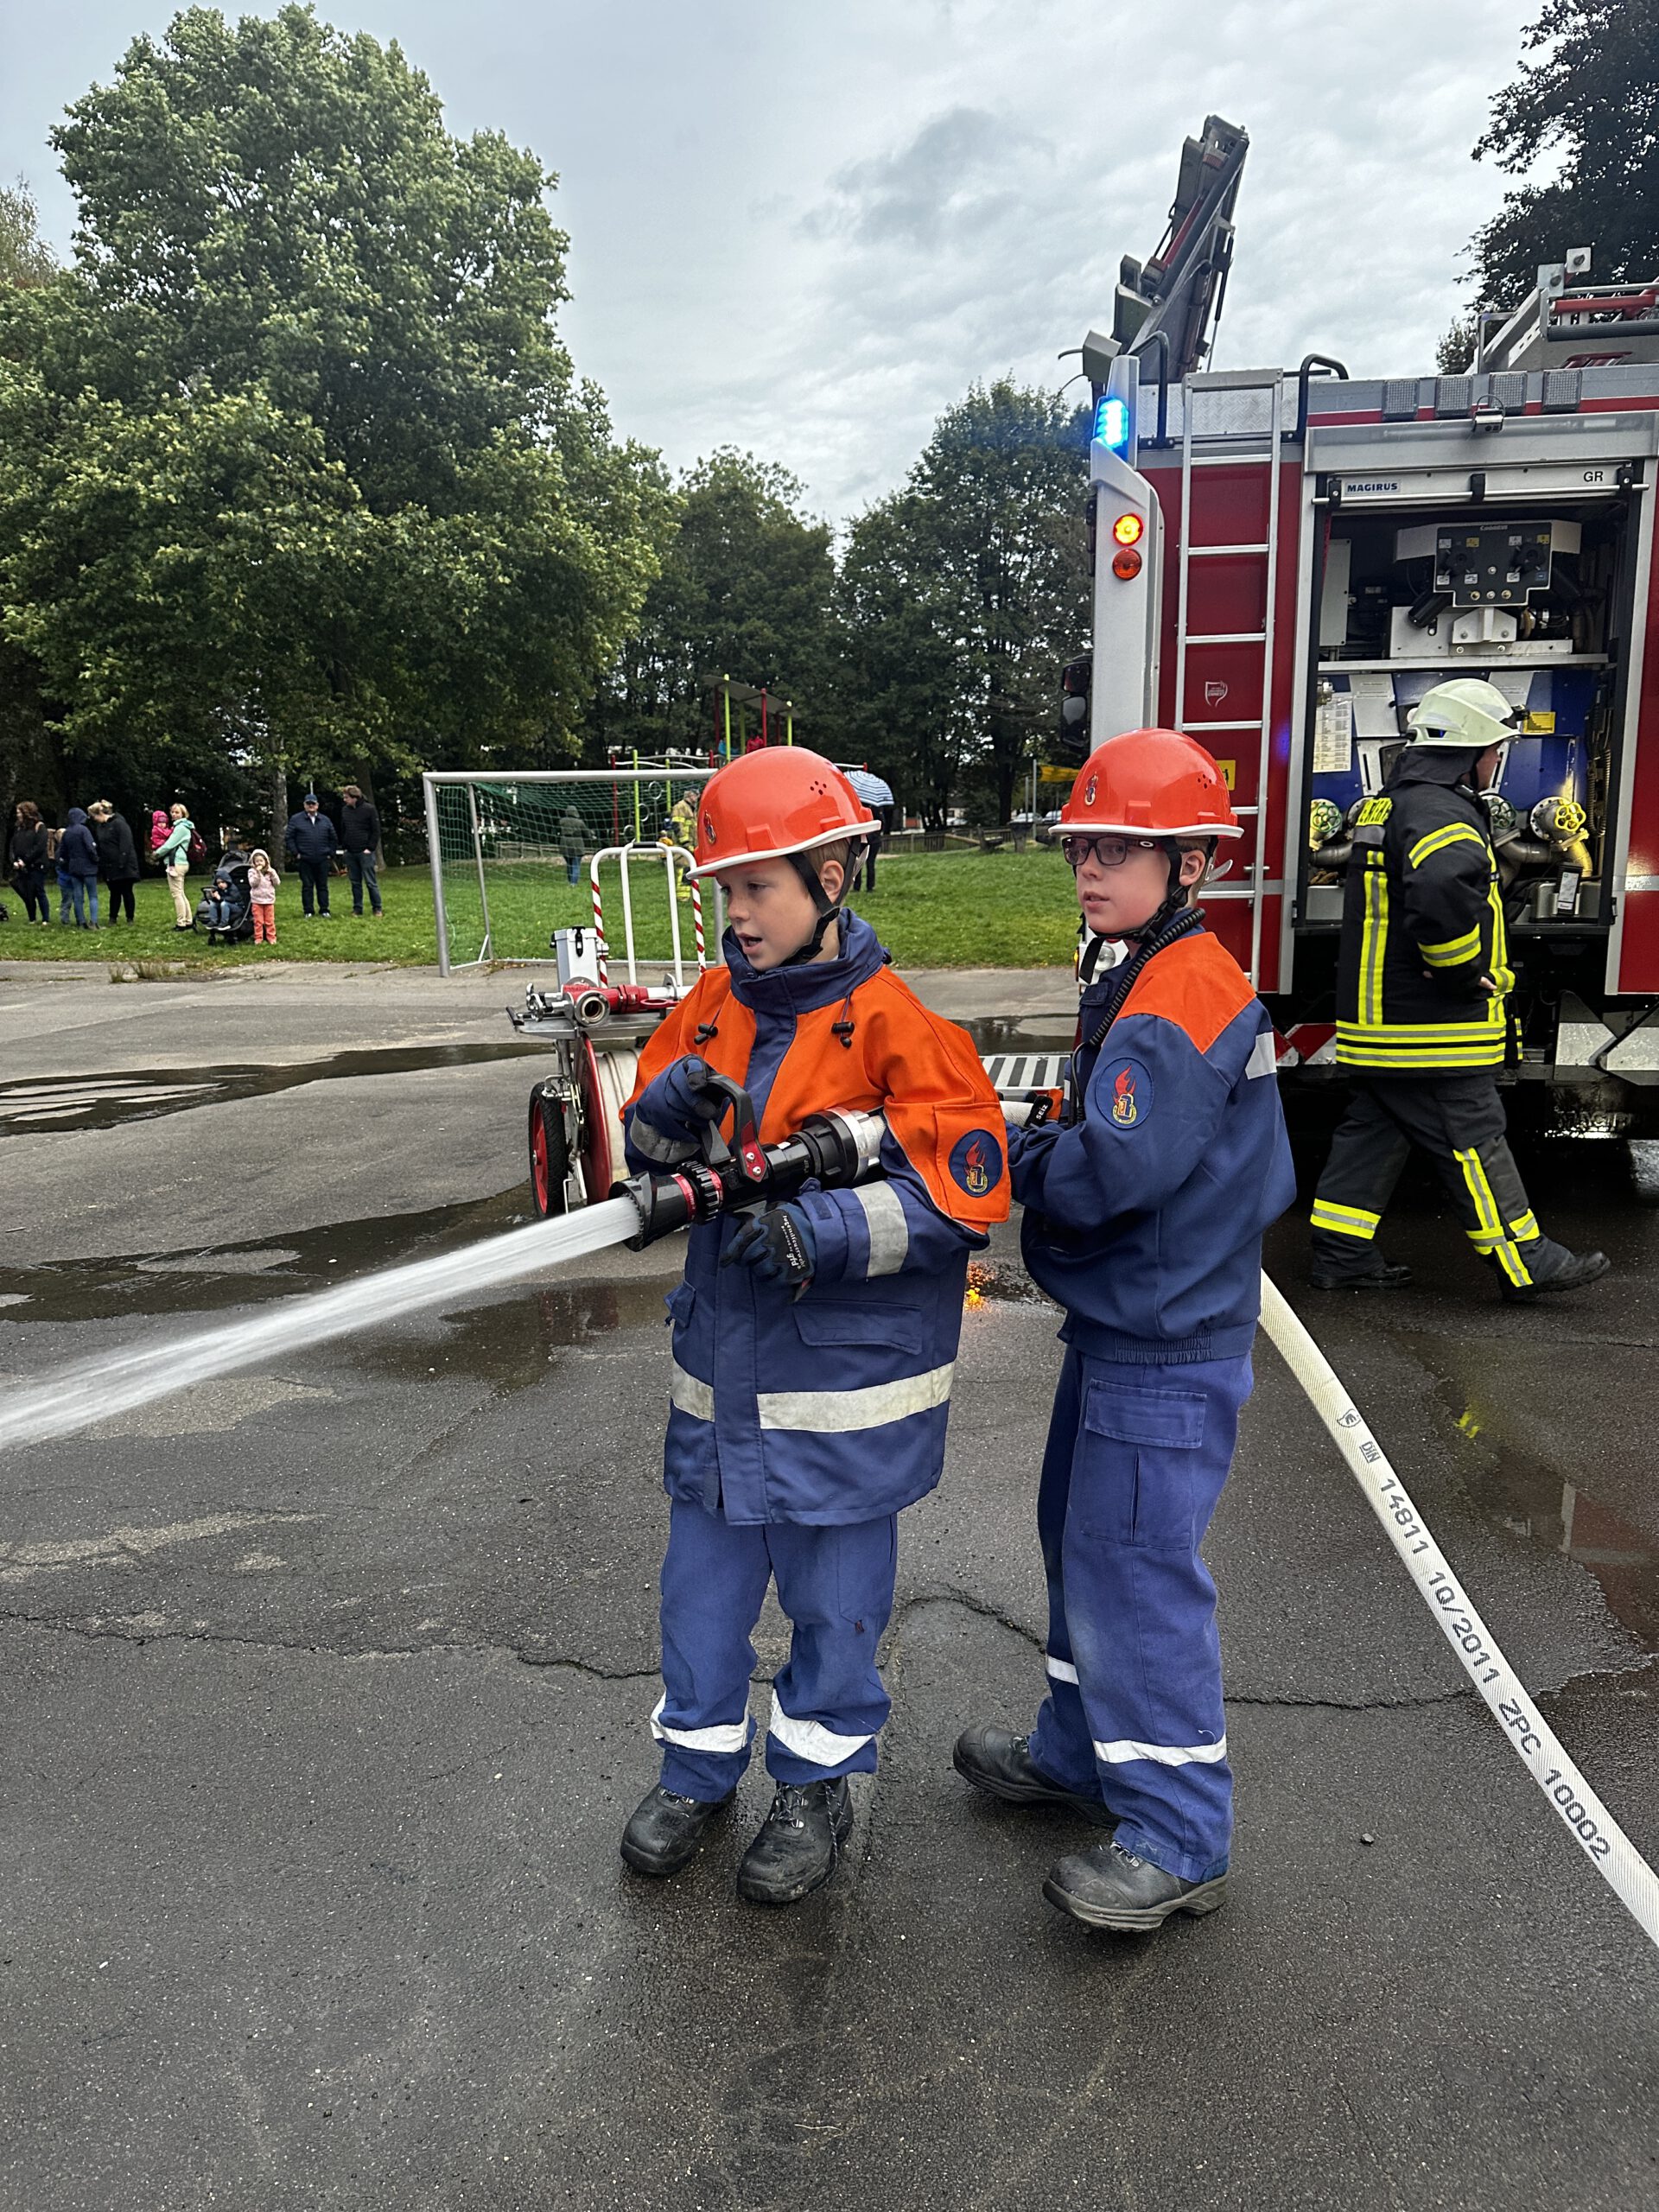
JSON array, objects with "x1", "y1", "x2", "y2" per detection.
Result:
[{"x1": 1334, "y1": 772, "x2": 1510, "y2": 1073}]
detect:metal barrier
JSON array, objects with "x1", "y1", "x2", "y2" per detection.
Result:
[{"x1": 588, "y1": 843, "x2": 707, "y2": 987}]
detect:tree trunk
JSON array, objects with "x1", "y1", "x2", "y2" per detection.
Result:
[
  {"x1": 990, "y1": 715, "x2": 1020, "y2": 825},
  {"x1": 995, "y1": 759, "x2": 1017, "y2": 825},
  {"x1": 269, "y1": 763, "x2": 288, "y2": 863}
]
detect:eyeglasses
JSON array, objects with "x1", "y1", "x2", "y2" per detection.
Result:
[{"x1": 1059, "y1": 834, "x2": 1162, "y2": 871}]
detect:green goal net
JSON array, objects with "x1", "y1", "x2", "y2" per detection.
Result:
[{"x1": 423, "y1": 768, "x2": 717, "y2": 971}]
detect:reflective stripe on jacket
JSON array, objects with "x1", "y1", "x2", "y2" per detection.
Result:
[
  {"x1": 624, "y1": 912, "x2": 1009, "y2": 1526},
  {"x1": 1335, "y1": 764, "x2": 1511, "y2": 1073}
]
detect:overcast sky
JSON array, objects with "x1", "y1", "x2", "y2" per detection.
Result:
[{"x1": 2, "y1": 0, "x2": 1539, "y2": 522}]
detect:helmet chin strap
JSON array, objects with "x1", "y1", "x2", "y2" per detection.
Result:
[
  {"x1": 1121, "y1": 839, "x2": 1193, "y2": 941},
  {"x1": 781, "y1": 847, "x2": 851, "y2": 966}
]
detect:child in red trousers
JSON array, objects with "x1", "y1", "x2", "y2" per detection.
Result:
[{"x1": 247, "y1": 849, "x2": 280, "y2": 944}]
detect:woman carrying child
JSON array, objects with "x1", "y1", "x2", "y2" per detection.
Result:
[{"x1": 154, "y1": 804, "x2": 194, "y2": 929}]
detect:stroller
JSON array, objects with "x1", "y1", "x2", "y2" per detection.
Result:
[{"x1": 194, "y1": 851, "x2": 255, "y2": 944}]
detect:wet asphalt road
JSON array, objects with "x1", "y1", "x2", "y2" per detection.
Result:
[{"x1": 2, "y1": 963, "x2": 1657, "y2": 2211}]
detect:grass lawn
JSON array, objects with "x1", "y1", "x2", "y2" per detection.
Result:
[{"x1": 1, "y1": 849, "x2": 1083, "y2": 971}]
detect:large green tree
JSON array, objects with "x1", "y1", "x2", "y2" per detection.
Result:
[
  {"x1": 0, "y1": 181, "x2": 56, "y2": 291},
  {"x1": 1463, "y1": 0, "x2": 1659, "y2": 308},
  {"x1": 837, "y1": 489, "x2": 969, "y2": 829},
  {"x1": 585, "y1": 448, "x2": 836, "y2": 760},
  {"x1": 0, "y1": 183, "x2": 59, "y2": 819},
  {"x1": 0, "y1": 5, "x2": 671, "y2": 832},
  {"x1": 841, "y1": 380, "x2": 1089, "y2": 824}
]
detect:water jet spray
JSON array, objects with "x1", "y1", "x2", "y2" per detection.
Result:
[{"x1": 0, "y1": 1079, "x2": 887, "y2": 1454}]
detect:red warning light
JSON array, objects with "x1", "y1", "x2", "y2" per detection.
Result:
[
  {"x1": 1111, "y1": 546, "x2": 1143, "y2": 581},
  {"x1": 1112, "y1": 512, "x2": 1144, "y2": 547}
]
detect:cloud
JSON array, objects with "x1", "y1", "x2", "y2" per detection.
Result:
[
  {"x1": 3, "y1": 0, "x2": 1534, "y2": 520},
  {"x1": 801, "y1": 105, "x2": 1041, "y2": 250},
  {"x1": 715, "y1": 0, "x2": 1528, "y2": 516}
]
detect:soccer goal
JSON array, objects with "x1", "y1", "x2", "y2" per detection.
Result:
[{"x1": 423, "y1": 766, "x2": 720, "y2": 974}]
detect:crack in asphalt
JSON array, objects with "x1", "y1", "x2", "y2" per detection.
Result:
[
  {"x1": 894, "y1": 1586, "x2": 1654, "y2": 1713},
  {"x1": 0, "y1": 1611, "x2": 658, "y2": 1674},
  {"x1": 3, "y1": 1586, "x2": 1648, "y2": 1716},
  {"x1": 514, "y1": 1651, "x2": 658, "y2": 1681}
]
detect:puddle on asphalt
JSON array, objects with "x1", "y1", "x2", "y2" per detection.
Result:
[
  {"x1": 357, "y1": 1275, "x2": 673, "y2": 1390},
  {"x1": 0, "y1": 1185, "x2": 543, "y2": 1325},
  {"x1": 963, "y1": 1014, "x2": 1076, "y2": 1052},
  {"x1": 1425, "y1": 1366, "x2": 1659, "y2": 1655},
  {"x1": 0, "y1": 1040, "x2": 556, "y2": 1135}
]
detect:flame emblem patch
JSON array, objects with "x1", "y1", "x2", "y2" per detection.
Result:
[
  {"x1": 949, "y1": 1128, "x2": 1005, "y2": 1197},
  {"x1": 1107, "y1": 1057, "x2": 1153, "y2": 1129}
]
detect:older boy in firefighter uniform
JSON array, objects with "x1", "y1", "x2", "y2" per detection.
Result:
[
  {"x1": 1309, "y1": 677, "x2": 1608, "y2": 1300},
  {"x1": 955, "y1": 728, "x2": 1295, "y2": 1933},
  {"x1": 619, "y1": 747, "x2": 1008, "y2": 1904}
]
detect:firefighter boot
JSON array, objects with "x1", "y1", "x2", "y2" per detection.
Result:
[
  {"x1": 735, "y1": 1778, "x2": 853, "y2": 1906},
  {"x1": 1498, "y1": 1239, "x2": 1611, "y2": 1304},
  {"x1": 620, "y1": 1783, "x2": 734, "y2": 1877},
  {"x1": 1309, "y1": 1253, "x2": 1413, "y2": 1291},
  {"x1": 1043, "y1": 1838, "x2": 1229, "y2": 1934},
  {"x1": 952, "y1": 1725, "x2": 1116, "y2": 1825}
]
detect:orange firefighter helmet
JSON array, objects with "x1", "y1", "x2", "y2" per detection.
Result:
[
  {"x1": 1059, "y1": 728, "x2": 1242, "y2": 839},
  {"x1": 685, "y1": 747, "x2": 874, "y2": 880}
]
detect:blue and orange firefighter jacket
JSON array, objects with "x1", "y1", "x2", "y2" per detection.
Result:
[
  {"x1": 1008, "y1": 918, "x2": 1294, "y2": 1884},
  {"x1": 624, "y1": 910, "x2": 1008, "y2": 1797}
]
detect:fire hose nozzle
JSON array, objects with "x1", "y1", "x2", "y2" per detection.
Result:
[
  {"x1": 616, "y1": 1161, "x2": 725, "y2": 1249},
  {"x1": 612, "y1": 1092, "x2": 889, "y2": 1251}
]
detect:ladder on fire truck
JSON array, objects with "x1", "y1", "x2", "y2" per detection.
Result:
[{"x1": 1172, "y1": 369, "x2": 1286, "y2": 986}]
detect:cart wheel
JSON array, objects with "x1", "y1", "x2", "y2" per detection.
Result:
[{"x1": 528, "y1": 1084, "x2": 571, "y2": 1219}]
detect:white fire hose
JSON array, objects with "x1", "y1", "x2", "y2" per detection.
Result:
[{"x1": 1259, "y1": 1273, "x2": 1659, "y2": 1952}]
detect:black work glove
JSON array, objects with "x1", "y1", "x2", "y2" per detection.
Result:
[
  {"x1": 720, "y1": 1204, "x2": 817, "y2": 1291},
  {"x1": 633, "y1": 1054, "x2": 727, "y2": 1148}
]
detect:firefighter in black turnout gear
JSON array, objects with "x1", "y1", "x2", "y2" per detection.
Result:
[{"x1": 1309, "y1": 678, "x2": 1609, "y2": 1302}]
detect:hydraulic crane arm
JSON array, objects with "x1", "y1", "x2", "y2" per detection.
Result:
[{"x1": 1115, "y1": 115, "x2": 1249, "y2": 382}]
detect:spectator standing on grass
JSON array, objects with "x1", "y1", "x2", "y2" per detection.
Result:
[
  {"x1": 560, "y1": 806, "x2": 585, "y2": 887},
  {"x1": 154, "y1": 804, "x2": 194, "y2": 929},
  {"x1": 247, "y1": 849, "x2": 281, "y2": 945},
  {"x1": 339, "y1": 785, "x2": 383, "y2": 918},
  {"x1": 86, "y1": 801, "x2": 140, "y2": 924},
  {"x1": 54, "y1": 807, "x2": 100, "y2": 929},
  {"x1": 846, "y1": 771, "x2": 894, "y2": 893},
  {"x1": 284, "y1": 792, "x2": 338, "y2": 918},
  {"x1": 10, "y1": 802, "x2": 50, "y2": 924}
]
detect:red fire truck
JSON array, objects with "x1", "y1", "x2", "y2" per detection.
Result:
[{"x1": 1077, "y1": 118, "x2": 1659, "y2": 1119}]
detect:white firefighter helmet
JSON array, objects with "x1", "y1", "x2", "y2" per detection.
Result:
[{"x1": 1404, "y1": 677, "x2": 1520, "y2": 750}]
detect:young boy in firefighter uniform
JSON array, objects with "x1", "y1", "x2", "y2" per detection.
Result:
[
  {"x1": 1309, "y1": 677, "x2": 1608, "y2": 1299},
  {"x1": 954, "y1": 728, "x2": 1294, "y2": 1932},
  {"x1": 619, "y1": 747, "x2": 1008, "y2": 1905}
]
